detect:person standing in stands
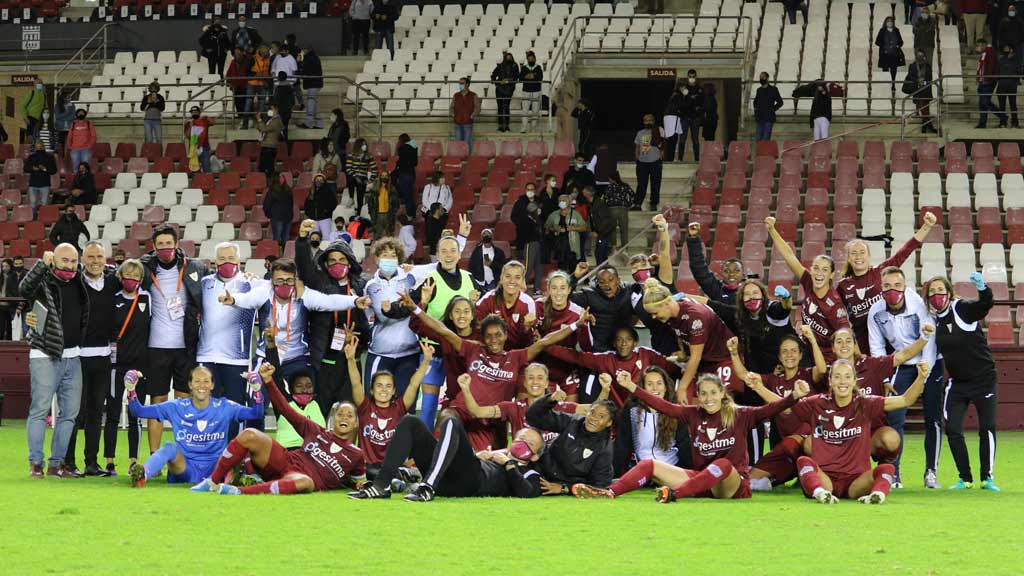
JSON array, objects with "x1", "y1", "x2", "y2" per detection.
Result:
[
  {"x1": 21, "y1": 81, "x2": 45, "y2": 143},
  {"x1": 231, "y1": 15, "x2": 262, "y2": 56},
  {"x1": 48, "y1": 204, "x2": 89, "y2": 248},
  {"x1": 304, "y1": 172, "x2": 339, "y2": 240},
  {"x1": 297, "y1": 47, "x2": 323, "y2": 129},
  {"x1": 371, "y1": 0, "x2": 398, "y2": 58},
  {"x1": 491, "y1": 52, "x2": 520, "y2": 133},
  {"x1": 248, "y1": 45, "x2": 273, "y2": 117},
  {"x1": 271, "y1": 44, "x2": 299, "y2": 85},
  {"x1": 571, "y1": 99, "x2": 595, "y2": 158},
  {"x1": 263, "y1": 172, "x2": 293, "y2": 248},
  {"x1": 676, "y1": 69, "x2": 703, "y2": 162},
  {"x1": 562, "y1": 152, "x2": 596, "y2": 196},
  {"x1": 200, "y1": 16, "x2": 231, "y2": 77},
  {"x1": 36, "y1": 111, "x2": 54, "y2": 153},
  {"x1": 369, "y1": 168, "x2": 399, "y2": 239},
  {"x1": 185, "y1": 106, "x2": 213, "y2": 173},
  {"x1": 450, "y1": 77, "x2": 480, "y2": 148},
  {"x1": 875, "y1": 17, "x2": 905, "y2": 87},
  {"x1": 272, "y1": 72, "x2": 296, "y2": 141},
  {"x1": 395, "y1": 133, "x2": 418, "y2": 215},
  {"x1": 421, "y1": 171, "x2": 453, "y2": 258},
  {"x1": 519, "y1": 50, "x2": 544, "y2": 133},
  {"x1": 226, "y1": 48, "x2": 252, "y2": 130},
  {"x1": 67, "y1": 109, "x2": 96, "y2": 172},
  {"x1": 999, "y1": 4, "x2": 1024, "y2": 63},
  {"x1": 469, "y1": 228, "x2": 507, "y2": 292},
  {"x1": 68, "y1": 163, "x2": 97, "y2": 206},
  {"x1": 345, "y1": 138, "x2": 376, "y2": 215},
  {"x1": 975, "y1": 39, "x2": 1004, "y2": 128},
  {"x1": 633, "y1": 114, "x2": 664, "y2": 212},
  {"x1": 904, "y1": 50, "x2": 937, "y2": 133},
  {"x1": 913, "y1": 8, "x2": 937, "y2": 61},
  {"x1": 546, "y1": 195, "x2": 587, "y2": 272},
  {"x1": 997, "y1": 44, "x2": 1020, "y2": 128},
  {"x1": 753, "y1": 72, "x2": 784, "y2": 141},
  {"x1": 328, "y1": 108, "x2": 350, "y2": 164},
  {"x1": 0, "y1": 259, "x2": 17, "y2": 341},
  {"x1": 25, "y1": 141, "x2": 57, "y2": 218},
  {"x1": 511, "y1": 183, "x2": 545, "y2": 291},
  {"x1": 140, "y1": 82, "x2": 165, "y2": 144},
  {"x1": 54, "y1": 93, "x2": 75, "y2": 153},
  {"x1": 350, "y1": 0, "x2": 373, "y2": 55},
  {"x1": 255, "y1": 103, "x2": 285, "y2": 174},
  {"x1": 810, "y1": 81, "x2": 832, "y2": 141}
]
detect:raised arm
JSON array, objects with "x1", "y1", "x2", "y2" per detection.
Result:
[
  {"x1": 299, "y1": 286, "x2": 369, "y2": 312},
  {"x1": 456, "y1": 373, "x2": 501, "y2": 419},
  {"x1": 677, "y1": 343, "x2": 703, "y2": 403},
  {"x1": 885, "y1": 362, "x2": 930, "y2": 411},
  {"x1": 260, "y1": 362, "x2": 318, "y2": 437},
  {"x1": 295, "y1": 219, "x2": 325, "y2": 291},
  {"x1": 743, "y1": 373, "x2": 785, "y2": 404},
  {"x1": 765, "y1": 216, "x2": 806, "y2": 278},
  {"x1": 344, "y1": 331, "x2": 365, "y2": 407},
  {"x1": 525, "y1": 308, "x2": 591, "y2": 361},
  {"x1": 653, "y1": 214, "x2": 674, "y2": 286},
  {"x1": 525, "y1": 393, "x2": 575, "y2": 433},
  {"x1": 908, "y1": 210, "x2": 938, "y2": 245},
  {"x1": 685, "y1": 223, "x2": 724, "y2": 300},
  {"x1": 801, "y1": 324, "x2": 828, "y2": 383},
  {"x1": 892, "y1": 322, "x2": 935, "y2": 366},
  {"x1": 620, "y1": 372, "x2": 691, "y2": 422},
  {"x1": 233, "y1": 373, "x2": 266, "y2": 421},
  {"x1": 956, "y1": 279, "x2": 994, "y2": 323},
  {"x1": 400, "y1": 289, "x2": 463, "y2": 351},
  {"x1": 220, "y1": 280, "x2": 271, "y2": 309},
  {"x1": 725, "y1": 336, "x2": 749, "y2": 384},
  {"x1": 748, "y1": 380, "x2": 806, "y2": 422},
  {"x1": 403, "y1": 341, "x2": 433, "y2": 410}
]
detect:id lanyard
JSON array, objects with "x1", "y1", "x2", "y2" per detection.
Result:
[
  {"x1": 334, "y1": 283, "x2": 352, "y2": 330},
  {"x1": 271, "y1": 295, "x2": 293, "y2": 349},
  {"x1": 117, "y1": 292, "x2": 140, "y2": 340},
  {"x1": 149, "y1": 261, "x2": 185, "y2": 298}
]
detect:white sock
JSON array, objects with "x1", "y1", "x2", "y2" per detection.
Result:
[
  {"x1": 812, "y1": 487, "x2": 827, "y2": 499},
  {"x1": 750, "y1": 477, "x2": 773, "y2": 492}
]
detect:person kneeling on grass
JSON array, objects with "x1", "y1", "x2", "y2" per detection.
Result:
[
  {"x1": 125, "y1": 367, "x2": 264, "y2": 488},
  {"x1": 192, "y1": 362, "x2": 366, "y2": 495},
  {"x1": 347, "y1": 415, "x2": 546, "y2": 501},
  {"x1": 791, "y1": 359, "x2": 930, "y2": 505},
  {"x1": 573, "y1": 371, "x2": 808, "y2": 502},
  {"x1": 526, "y1": 390, "x2": 617, "y2": 495}
]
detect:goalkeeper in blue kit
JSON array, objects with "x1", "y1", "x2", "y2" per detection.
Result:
[{"x1": 125, "y1": 367, "x2": 264, "y2": 487}]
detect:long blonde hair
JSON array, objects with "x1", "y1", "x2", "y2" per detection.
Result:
[{"x1": 696, "y1": 373, "x2": 736, "y2": 429}]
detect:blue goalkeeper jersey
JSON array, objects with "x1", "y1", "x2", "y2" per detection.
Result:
[
  {"x1": 197, "y1": 273, "x2": 257, "y2": 365},
  {"x1": 129, "y1": 397, "x2": 263, "y2": 463}
]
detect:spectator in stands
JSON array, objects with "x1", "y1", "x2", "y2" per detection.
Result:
[
  {"x1": 308, "y1": 231, "x2": 324, "y2": 260},
  {"x1": 350, "y1": 0, "x2": 373, "y2": 55},
  {"x1": 586, "y1": 186, "x2": 615, "y2": 265},
  {"x1": 519, "y1": 51, "x2": 544, "y2": 132},
  {"x1": 810, "y1": 81, "x2": 832, "y2": 141},
  {"x1": 546, "y1": 194, "x2": 586, "y2": 272},
  {"x1": 572, "y1": 98, "x2": 595, "y2": 158},
  {"x1": 914, "y1": 8, "x2": 937, "y2": 59},
  {"x1": 272, "y1": 72, "x2": 297, "y2": 141},
  {"x1": 492, "y1": 52, "x2": 520, "y2": 133},
  {"x1": 962, "y1": 0, "x2": 988, "y2": 52},
  {"x1": 783, "y1": 0, "x2": 808, "y2": 25},
  {"x1": 231, "y1": 15, "x2": 262, "y2": 55},
  {"x1": 904, "y1": 51, "x2": 938, "y2": 133},
  {"x1": 702, "y1": 83, "x2": 718, "y2": 144},
  {"x1": 227, "y1": 48, "x2": 252, "y2": 130},
  {"x1": 67, "y1": 109, "x2": 96, "y2": 172},
  {"x1": 469, "y1": 228, "x2": 507, "y2": 292},
  {"x1": 421, "y1": 171, "x2": 453, "y2": 258},
  {"x1": 328, "y1": 108, "x2": 350, "y2": 164},
  {"x1": 21, "y1": 81, "x2": 45, "y2": 143},
  {"x1": 369, "y1": 168, "x2": 398, "y2": 238},
  {"x1": 450, "y1": 77, "x2": 480, "y2": 147},
  {"x1": 256, "y1": 102, "x2": 285, "y2": 174},
  {"x1": 538, "y1": 174, "x2": 560, "y2": 221},
  {"x1": 603, "y1": 171, "x2": 633, "y2": 253},
  {"x1": 876, "y1": 17, "x2": 906, "y2": 86},
  {"x1": 398, "y1": 214, "x2": 416, "y2": 260},
  {"x1": 26, "y1": 140, "x2": 57, "y2": 218},
  {"x1": 263, "y1": 255, "x2": 278, "y2": 280},
  {"x1": 49, "y1": 204, "x2": 89, "y2": 248},
  {"x1": 371, "y1": 0, "x2": 398, "y2": 58},
  {"x1": 677, "y1": 70, "x2": 704, "y2": 162},
  {"x1": 997, "y1": 44, "x2": 1020, "y2": 127},
  {"x1": 511, "y1": 182, "x2": 544, "y2": 291},
  {"x1": 313, "y1": 139, "x2": 341, "y2": 178},
  {"x1": 588, "y1": 143, "x2": 614, "y2": 195},
  {"x1": 185, "y1": 106, "x2": 214, "y2": 173},
  {"x1": 68, "y1": 162, "x2": 97, "y2": 206},
  {"x1": 54, "y1": 93, "x2": 75, "y2": 153},
  {"x1": 263, "y1": 172, "x2": 294, "y2": 247},
  {"x1": 305, "y1": 172, "x2": 339, "y2": 240},
  {"x1": 975, "y1": 39, "x2": 1004, "y2": 128},
  {"x1": 753, "y1": 72, "x2": 784, "y2": 142},
  {"x1": 395, "y1": 133, "x2": 418, "y2": 215},
  {"x1": 200, "y1": 17, "x2": 231, "y2": 77},
  {"x1": 36, "y1": 111, "x2": 54, "y2": 153},
  {"x1": 633, "y1": 114, "x2": 664, "y2": 213},
  {"x1": 249, "y1": 45, "x2": 273, "y2": 116},
  {"x1": 1000, "y1": 4, "x2": 1024, "y2": 60},
  {"x1": 22, "y1": 244, "x2": 89, "y2": 478},
  {"x1": 0, "y1": 259, "x2": 16, "y2": 341},
  {"x1": 573, "y1": 185, "x2": 592, "y2": 259},
  {"x1": 348, "y1": 214, "x2": 372, "y2": 240},
  {"x1": 140, "y1": 82, "x2": 165, "y2": 145},
  {"x1": 298, "y1": 47, "x2": 324, "y2": 129},
  {"x1": 345, "y1": 137, "x2": 376, "y2": 214},
  {"x1": 563, "y1": 152, "x2": 596, "y2": 196}
]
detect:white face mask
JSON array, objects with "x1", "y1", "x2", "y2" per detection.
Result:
[
  {"x1": 362, "y1": 144, "x2": 368, "y2": 152},
  {"x1": 526, "y1": 190, "x2": 535, "y2": 198},
  {"x1": 558, "y1": 201, "x2": 568, "y2": 209},
  {"x1": 267, "y1": 111, "x2": 275, "y2": 118},
  {"x1": 548, "y1": 180, "x2": 556, "y2": 187}
]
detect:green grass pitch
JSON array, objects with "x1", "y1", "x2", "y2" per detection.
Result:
[{"x1": 1, "y1": 422, "x2": 1021, "y2": 575}]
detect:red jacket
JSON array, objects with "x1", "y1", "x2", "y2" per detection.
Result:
[
  {"x1": 978, "y1": 46, "x2": 998, "y2": 83},
  {"x1": 185, "y1": 118, "x2": 212, "y2": 149},
  {"x1": 67, "y1": 120, "x2": 96, "y2": 151}
]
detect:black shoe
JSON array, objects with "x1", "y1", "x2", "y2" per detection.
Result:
[
  {"x1": 404, "y1": 483, "x2": 436, "y2": 502},
  {"x1": 84, "y1": 463, "x2": 106, "y2": 477},
  {"x1": 347, "y1": 484, "x2": 392, "y2": 499},
  {"x1": 105, "y1": 463, "x2": 118, "y2": 477},
  {"x1": 975, "y1": 123, "x2": 987, "y2": 129},
  {"x1": 649, "y1": 204, "x2": 659, "y2": 213}
]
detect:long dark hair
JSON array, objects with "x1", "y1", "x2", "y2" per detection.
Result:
[
  {"x1": 636, "y1": 366, "x2": 678, "y2": 451},
  {"x1": 734, "y1": 278, "x2": 769, "y2": 360},
  {"x1": 540, "y1": 270, "x2": 572, "y2": 334},
  {"x1": 443, "y1": 295, "x2": 477, "y2": 336}
]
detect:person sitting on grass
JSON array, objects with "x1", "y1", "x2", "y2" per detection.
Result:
[
  {"x1": 192, "y1": 362, "x2": 366, "y2": 495},
  {"x1": 261, "y1": 327, "x2": 326, "y2": 450},
  {"x1": 125, "y1": 367, "x2": 264, "y2": 488}
]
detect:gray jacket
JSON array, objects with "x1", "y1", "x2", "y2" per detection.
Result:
[{"x1": 19, "y1": 261, "x2": 89, "y2": 359}]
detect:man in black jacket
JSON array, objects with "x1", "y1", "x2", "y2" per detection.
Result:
[
  {"x1": 526, "y1": 394, "x2": 615, "y2": 493},
  {"x1": 297, "y1": 47, "x2": 324, "y2": 129},
  {"x1": 518, "y1": 50, "x2": 544, "y2": 132},
  {"x1": 468, "y1": 228, "x2": 507, "y2": 292},
  {"x1": 230, "y1": 15, "x2": 262, "y2": 55},
  {"x1": 371, "y1": 0, "x2": 398, "y2": 57},
  {"x1": 22, "y1": 244, "x2": 89, "y2": 479},
  {"x1": 48, "y1": 205, "x2": 90, "y2": 249},
  {"x1": 677, "y1": 69, "x2": 704, "y2": 162},
  {"x1": 685, "y1": 222, "x2": 745, "y2": 305},
  {"x1": 296, "y1": 220, "x2": 371, "y2": 417},
  {"x1": 510, "y1": 183, "x2": 544, "y2": 291},
  {"x1": 491, "y1": 51, "x2": 519, "y2": 132},
  {"x1": 139, "y1": 225, "x2": 206, "y2": 452},
  {"x1": 199, "y1": 16, "x2": 231, "y2": 77},
  {"x1": 25, "y1": 140, "x2": 57, "y2": 218},
  {"x1": 561, "y1": 152, "x2": 596, "y2": 196},
  {"x1": 570, "y1": 264, "x2": 635, "y2": 353},
  {"x1": 753, "y1": 71, "x2": 784, "y2": 141}
]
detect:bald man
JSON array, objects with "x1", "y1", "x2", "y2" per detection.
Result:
[{"x1": 19, "y1": 244, "x2": 90, "y2": 478}]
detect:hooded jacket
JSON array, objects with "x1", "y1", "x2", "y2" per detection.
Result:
[
  {"x1": 19, "y1": 261, "x2": 89, "y2": 359},
  {"x1": 49, "y1": 213, "x2": 90, "y2": 246},
  {"x1": 304, "y1": 179, "x2": 338, "y2": 221},
  {"x1": 140, "y1": 248, "x2": 206, "y2": 359},
  {"x1": 527, "y1": 395, "x2": 613, "y2": 487}
]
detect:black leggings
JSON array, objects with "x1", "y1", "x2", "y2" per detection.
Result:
[
  {"x1": 424, "y1": 212, "x2": 448, "y2": 255},
  {"x1": 65, "y1": 355, "x2": 111, "y2": 467},
  {"x1": 348, "y1": 180, "x2": 366, "y2": 214},
  {"x1": 945, "y1": 380, "x2": 997, "y2": 483},
  {"x1": 108, "y1": 366, "x2": 142, "y2": 460},
  {"x1": 315, "y1": 358, "x2": 354, "y2": 421},
  {"x1": 371, "y1": 415, "x2": 481, "y2": 496},
  {"x1": 259, "y1": 146, "x2": 277, "y2": 175},
  {"x1": 496, "y1": 96, "x2": 512, "y2": 129}
]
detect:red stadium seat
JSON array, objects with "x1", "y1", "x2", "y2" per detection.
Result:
[
  {"x1": 552, "y1": 139, "x2": 575, "y2": 158},
  {"x1": 165, "y1": 143, "x2": 187, "y2": 164},
  {"x1": 229, "y1": 157, "x2": 251, "y2": 173},
  {"x1": 10, "y1": 205, "x2": 32, "y2": 223},
  {"x1": 115, "y1": 143, "x2": 137, "y2": 161},
  {"x1": 977, "y1": 207, "x2": 1003, "y2": 244},
  {"x1": 239, "y1": 222, "x2": 263, "y2": 242},
  {"x1": 806, "y1": 171, "x2": 830, "y2": 190},
  {"x1": 126, "y1": 157, "x2": 148, "y2": 176},
  {"x1": 748, "y1": 186, "x2": 772, "y2": 208},
  {"x1": 498, "y1": 140, "x2": 523, "y2": 159},
  {"x1": 8, "y1": 239, "x2": 30, "y2": 257},
  {"x1": 255, "y1": 239, "x2": 279, "y2": 258},
  {"x1": 191, "y1": 172, "x2": 214, "y2": 192},
  {"x1": 998, "y1": 143, "x2": 1022, "y2": 174},
  {"x1": 691, "y1": 186, "x2": 715, "y2": 208},
  {"x1": 948, "y1": 224, "x2": 974, "y2": 244},
  {"x1": 244, "y1": 172, "x2": 267, "y2": 191},
  {"x1": 100, "y1": 157, "x2": 124, "y2": 175},
  {"x1": 471, "y1": 204, "x2": 496, "y2": 224},
  {"x1": 23, "y1": 221, "x2": 44, "y2": 241},
  {"x1": 0, "y1": 144, "x2": 13, "y2": 161},
  {"x1": 92, "y1": 142, "x2": 111, "y2": 162},
  {"x1": 755, "y1": 140, "x2": 779, "y2": 159},
  {"x1": 800, "y1": 241, "x2": 825, "y2": 268},
  {"x1": 234, "y1": 188, "x2": 257, "y2": 208},
  {"x1": 446, "y1": 140, "x2": 469, "y2": 160},
  {"x1": 744, "y1": 222, "x2": 768, "y2": 243},
  {"x1": 36, "y1": 204, "x2": 58, "y2": 226},
  {"x1": 948, "y1": 206, "x2": 972, "y2": 227},
  {"x1": 478, "y1": 185, "x2": 502, "y2": 205},
  {"x1": 419, "y1": 140, "x2": 443, "y2": 162},
  {"x1": 472, "y1": 140, "x2": 496, "y2": 159},
  {"x1": 118, "y1": 239, "x2": 142, "y2": 258},
  {"x1": 987, "y1": 322, "x2": 1015, "y2": 346},
  {"x1": 718, "y1": 204, "x2": 742, "y2": 225},
  {"x1": 832, "y1": 223, "x2": 856, "y2": 244},
  {"x1": 837, "y1": 140, "x2": 859, "y2": 159},
  {"x1": 152, "y1": 157, "x2": 174, "y2": 177},
  {"x1": 178, "y1": 239, "x2": 196, "y2": 257},
  {"x1": 711, "y1": 239, "x2": 736, "y2": 262},
  {"x1": 217, "y1": 171, "x2": 240, "y2": 193},
  {"x1": 740, "y1": 241, "x2": 766, "y2": 263},
  {"x1": 142, "y1": 205, "x2": 165, "y2": 223},
  {"x1": 521, "y1": 156, "x2": 543, "y2": 174},
  {"x1": 525, "y1": 140, "x2": 548, "y2": 159},
  {"x1": 493, "y1": 155, "x2": 517, "y2": 174},
  {"x1": 206, "y1": 188, "x2": 230, "y2": 208},
  {"x1": 291, "y1": 141, "x2": 314, "y2": 162},
  {"x1": 249, "y1": 206, "x2": 269, "y2": 225},
  {"x1": 803, "y1": 222, "x2": 827, "y2": 243},
  {"x1": 715, "y1": 222, "x2": 740, "y2": 244},
  {"x1": 725, "y1": 153, "x2": 747, "y2": 176}
]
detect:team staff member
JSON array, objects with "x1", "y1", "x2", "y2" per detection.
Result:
[
  {"x1": 838, "y1": 211, "x2": 936, "y2": 352},
  {"x1": 107, "y1": 259, "x2": 149, "y2": 476},
  {"x1": 926, "y1": 273, "x2": 1000, "y2": 492},
  {"x1": 296, "y1": 220, "x2": 370, "y2": 418},
  {"x1": 792, "y1": 360, "x2": 930, "y2": 504},
  {"x1": 570, "y1": 265, "x2": 636, "y2": 354},
  {"x1": 867, "y1": 266, "x2": 941, "y2": 488},
  {"x1": 140, "y1": 225, "x2": 207, "y2": 453},
  {"x1": 65, "y1": 241, "x2": 119, "y2": 477},
  {"x1": 685, "y1": 222, "x2": 746, "y2": 305},
  {"x1": 196, "y1": 242, "x2": 260, "y2": 438},
  {"x1": 527, "y1": 393, "x2": 616, "y2": 494},
  {"x1": 573, "y1": 372, "x2": 807, "y2": 501},
  {"x1": 721, "y1": 279, "x2": 793, "y2": 375},
  {"x1": 766, "y1": 216, "x2": 850, "y2": 361},
  {"x1": 612, "y1": 366, "x2": 693, "y2": 476}
]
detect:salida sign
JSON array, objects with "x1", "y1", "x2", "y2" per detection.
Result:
[{"x1": 647, "y1": 67, "x2": 677, "y2": 79}]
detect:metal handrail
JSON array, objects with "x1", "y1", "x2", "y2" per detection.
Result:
[{"x1": 53, "y1": 23, "x2": 115, "y2": 96}]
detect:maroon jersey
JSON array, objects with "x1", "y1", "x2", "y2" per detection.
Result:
[
  {"x1": 409, "y1": 315, "x2": 480, "y2": 404},
  {"x1": 633, "y1": 387, "x2": 797, "y2": 478},
  {"x1": 476, "y1": 289, "x2": 537, "y2": 349},
  {"x1": 266, "y1": 380, "x2": 366, "y2": 490},
  {"x1": 544, "y1": 346, "x2": 682, "y2": 407},
  {"x1": 799, "y1": 271, "x2": 851, "y2": 362},
  {"x1": 854, "y1": 355, "x2": 895, "y2": 397},
  {"x1": 357, "y1": 397, "x2": 410, "y2": 464},
  {"x1": 837, "y1": 238, "x2": 920, "y2": 353},
  {"x1": 450, "y1": 339, "x2": 530, "y2": 450},
  {"x1": 760, "y1": 367, "x2": 816, "y2": 436},
  {"x1": 791, "y1": 394, "x2": 886, "y2": 478},
  {"x1": 535, "y1": 298, "x2": 593, "y2": 395},
  {"x1": 497, "y1": 399, "x2": 579, "y2": 444},
  {"x1": 668, "y1": 298, "x2": 735, "y2": 368}
]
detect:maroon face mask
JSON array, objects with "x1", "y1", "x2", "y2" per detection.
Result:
[
  {"x1": 156, "y1": 248, "x2": 176, "y2": 263},
  {"x1": 509, "y1": 440, "x2": 534, "y2": 462},
  {"x1": 53, "y1": 268, "x2": 77, "y2": 282},
  {"x1": 274, "y1": 285, "x2": 294, "y2": 300},
  {"x1": 882, "y1": 289, "x2": 904, "y2": 308},
  {"x1": 327, "y1": 263, "x2": 349, "y2": 280},
  {"x1": 743, "y1": 298, "x2": 762, "y2": 312},
  {"x1": 217, "y1": 262, "x2": 238, "y2": 279},
  {"x1": 928, "y1": 293, "x2": 949, "y2": 310}
]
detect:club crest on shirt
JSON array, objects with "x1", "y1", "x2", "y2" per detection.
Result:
[
  {"x1": 330, "y1": 442, "x2": 342, "y2": 454},
  {"x1": 512, "y1": 313, "x2": 520, "y2": 322},
  {"x1": 855, "y1": 287, "x2": 868, "y2": 300},
  {"x1": 947, "y1": 324, "x2": 953, "y2": 332},
  {"x1": 707, "y1": 427, "x2": 717, "y2": 440},
  {"x1": 635, "y1": 359, "x2": 643, "y2": 370},
  {"x1": 376, "y1": 417, "x2": 390, "y2": 430},
  {"x1": 691, "y1": 319, "x2": 703, "y2": 331},
  {"x1": 197, "y1": 420, "x2": 208, "y2": 432},
  {"x1": 582, "y1": 448, "x2": 593, "y2": 459},
  {"x1": 189, "y1": 272, "x2": 199, "y2": 282},
  {"x1": 808, "y1": 302, "x2": 818, "y2": 315},
  {"x1": 832, "y1": 415, "x2": 845, "y2": 429},
  {"x1": 138, "y1": 303, "x2": 147, "y2": 312}
]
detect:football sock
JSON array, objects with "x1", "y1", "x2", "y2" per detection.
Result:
[
  {"x1": 240, "y1": 479, "x2": 298, "y2": 495},
  {"x1": 419, "y1": 391, "x2": 439, "y2": 429},
  {"x1": 211, "y1": 439, "x2": 248, "y2": 483},
  {"x1": 872, "y1": 464, "x2": 896, "y2": 496},
  {"x1": 608, "y1": 459, "x2": 654, "y2": 496},
  {"x1": 672, "y1": 458, "x2": 734, "y2": 499},
  {"x1": 143, "y1": 442, "x2": 178, "y2": 480},
  {"x1": 797, "y1": 456, "x2": 826, "y2": 498}
]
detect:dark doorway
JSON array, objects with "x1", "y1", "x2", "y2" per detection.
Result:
[{"x1": 580, "y1": 78, "x2": 677, "y2": 159}]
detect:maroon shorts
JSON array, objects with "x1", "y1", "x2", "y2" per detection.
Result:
[
  {"x1": 681, "y1": 468, "x2": 752, "y2": 499},
  {"x1": 753, "y1": 445, "x2": 798, "y2": 484},
  {"x1": 260, "y1": 440, "x2": 301, "y2": 481},
  {"x1": 828, "y1": 472, "x2": 864, "y2": 499}
]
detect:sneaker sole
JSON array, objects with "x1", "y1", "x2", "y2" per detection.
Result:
[{"x1": 572, "y1": 484, "x2": 614, "y2": 500}]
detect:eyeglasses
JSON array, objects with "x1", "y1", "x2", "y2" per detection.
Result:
[{"x1": 272, "y1": 278, "x2": 296, "y2": 286}]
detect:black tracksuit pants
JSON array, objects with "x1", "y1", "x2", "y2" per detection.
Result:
[
  {"x1": 315, "y1": 356, "x2": 355, "y2": 421},
  {"x1": 944, "y1": 377, "x2": 998, "y2": 483},
  {"x1": 66, "y1": 355, "x2": 111, "y2": 468},
  {"x1": 371, "y1": 415, "x2": 481, "y2": 496}
]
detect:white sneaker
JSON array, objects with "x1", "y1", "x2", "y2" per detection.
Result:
[
  {"x1": 924, "y1": 469, "x2": 941, "y2": 489},
  {"x1": 858, "y1": 491, "x2": 887, "y2": 505},
  {"x1": 814, "y1": 489, "x2": 839, "y2": 504},
  {"x1": 892, "y1": 481, "x2": 904, "y2": 489}
]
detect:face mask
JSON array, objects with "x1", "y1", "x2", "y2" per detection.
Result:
[
  {"x1": 65, "y1": 212, "x2": 75, "y2": 219},
  {"x1": 882, "y1": 288, "x2": 904, "y2": 307},
  {"x1": 644, "y1": 122, "x2": 653, "y2": 128},
  {"x1": 509, "y1": 440, "x2": 534, "y2": 462},
  {"x1": 575, "y1": 163, "x2": 585, "y2": 169},
  {"x1": 267, "y1": 111, "x2": 275, "y2": 118},
  {"x1": 460, "y1": 84, "x2": 467, "y2": 92},
  {"x1": 632, "y1": 268, "x2": 652, "y2": 283},
  {"x1": 217, "y1": 262, "x2": 238, "y2": 278},
  {"x1": 35, "y1": 84, "x2": 42, "y2": 90},
  {"x1": 548, "y1": 180, "x2": 556, "y2": 187},
  {"x1": 688, "y1": 77, "x2": 696, "y2": 85},
  {"x1": 156, "y1": 248, "x2": 176, "y2": 263},
  {"x1": 121, "y1": 278, "x2": 140, "y2": 293},
  {"x1": 336, "y1": 226, "x2": 345, "y2": 232},
  {"x1": 274, "y1": 284, "x2": 294, "y2": 300},
  {"x1": 191, "y1": 114, "x2": 200, "y2": 120},
  {"x1": 1, "y1": 267, "x2": 8, "y2": 274},
  {"x1": 239, "y1": 21, "x2": 246, "y2": 27},
  {"x1": 743, "y1": 298, "x2": 762, "y2": 312},
  {"x1": 886, "y1": 23, "x2": 894, "y2": 28},
  {"x1": 310, "y1": 240, "x2": 321, "y2": 249},
  {"x1": 53, "y1": 268, "x2": 77, "y2": 282},
  {"x1": 76, "y1": 114, "x2": 86, "y2": 120},
  {"x1": 482, "y1": 235, "x2": 493, "y2": 244},
  {"x1": 115, "y1": 259, "x2": 124, "y2": 266},
  {"x1": 526, "y1": 191, "x2": 535, "y2": 199},
  {"x1": 723, "y1": 282, "x2": 741, "y2": 291},
  {"x1": 928, "y1": 293, "x2": 949, "y2": 310},
  {"x1": 558, "y1": 201, "x2": 568, "y2": 209},
  {"x1": 760, "y1": 79, "x2": 767, "y2": 85},
  {"x1": 293, "y1": 393, "x2": 314, "y2": 407},
  {"x1": 43, "y1": 112, "x2": 50, "y2": 120},
  {"x1": 379, "y1": 258, "x2": 399, "y2": 276},
  {"x1": 327, "y1": 262, "x2": 349, "y2": 280},
  {"x1": 1011, "y1": 11, "x2": 1017, "y2": 16}
]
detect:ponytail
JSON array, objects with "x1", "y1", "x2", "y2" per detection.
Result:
[{"x1": 696, "y1": 373, "x2": 735, "y2": 429}]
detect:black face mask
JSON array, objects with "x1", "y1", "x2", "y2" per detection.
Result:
[
  {"x1": 760, "y1": 79, "x2": 767, "y2": 85},
  {"x1": 64, "y1": 213, "x2": 75, "y2": 219},
  {"x1": 76, "y1": 115, "x2": 86, "y2": 120},
  {"x1": 115, "y1": 259, "x2": 124, "y2": 265},
  {"x1": 191, "y1": 114, "x2": 200, "y2": 120},
  {"x1": 482, "y1": 235, "x2": 493, "y2": 244},
  {"x1": 310, "y1": 241, "x2": 321, "y2": 248}
]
